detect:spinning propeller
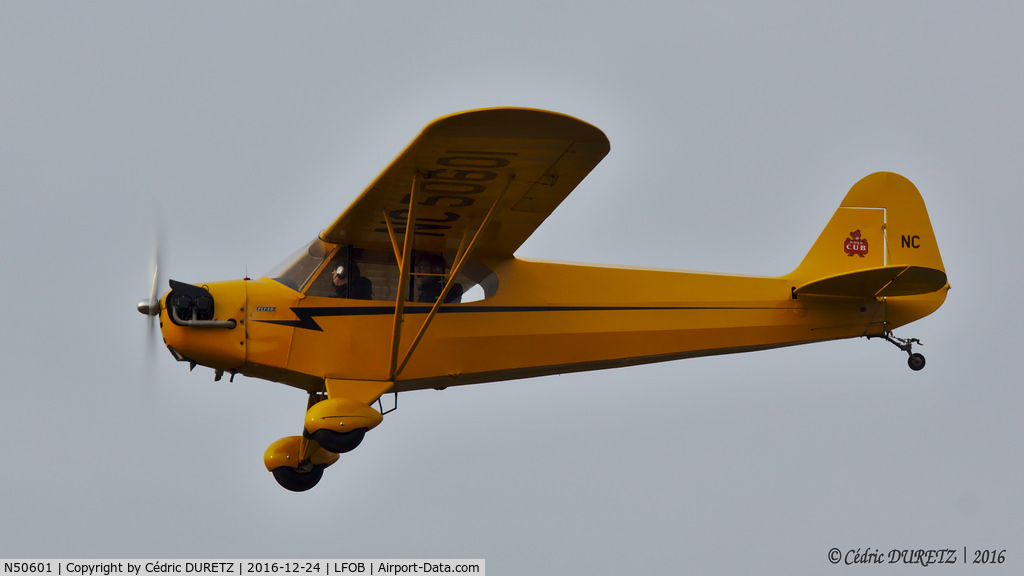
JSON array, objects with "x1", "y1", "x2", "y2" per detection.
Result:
[{"x1": 137, "y1": 230, "x2": 164, "y2": 370}]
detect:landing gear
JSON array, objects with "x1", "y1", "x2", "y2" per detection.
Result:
[
  {"x1": 266, "y1": 430, "x2": 365, "y2": 492},
  {"x1": 264, "y1": 435, "x2": 339, "y2": 492},
  {"x1": 875, "y1": 331, "x2": 927, "y2": 371},
  {"x1": 272, "y1": 463, "x2": 325, "y2": 492},
  {"x1": 307, "y1": 427, "x2": 367, "y2": 454},
  {"x1": 265, "y1": 390, "x2": 392, "y2": 491}
]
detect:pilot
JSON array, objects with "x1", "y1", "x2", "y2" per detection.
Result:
[
  {"x1": 415, "y1": 253, "x2": 462, "y2": 303},
  {"x1": 332, "y1": 261, "x2": 373, "y2": 300}
]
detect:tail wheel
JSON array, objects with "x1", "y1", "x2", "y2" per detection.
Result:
[
  {"x1": 875, "y1": 331, "x2": 928, "y2": 371},
  {"x1": 271, "y1": 464, "x2": 325, "y2": 492},
  {"x1": 308, "y1": 427, "x2": 367, "y2": 454}
]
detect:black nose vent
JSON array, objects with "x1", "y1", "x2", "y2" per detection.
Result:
[{"x1": 168, "y1": 279, "x2": 216, "y2": 324}]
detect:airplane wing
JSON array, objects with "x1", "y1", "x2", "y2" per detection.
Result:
[{"x1": 320, "y1": 108, "x2": 610, "y2": 257}]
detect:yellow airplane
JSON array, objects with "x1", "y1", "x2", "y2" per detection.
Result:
[{"x1": 137, "y1": 108, "x2": 949, "y2": 491}]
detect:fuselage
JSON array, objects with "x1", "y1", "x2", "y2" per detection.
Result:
[{"x1": 159, "y1": 256, "x2": 948, "y2": 394}]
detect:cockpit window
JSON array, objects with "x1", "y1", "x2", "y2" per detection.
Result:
[
  {"x1": 452, "y1": 258, "x2": 497, "y2": 302},
  {"x1": 304, "y1": 245, "x2": 376, "y2": 299},
  {"x1": 408, "y1": 251, "x2": 497, "y2": 303},
  {"x1": 301, "y1": 245, "x2": 497, "y2": 303},
  {"x1": 266, "y1": 237, "x2": 334, "y2": 292}
]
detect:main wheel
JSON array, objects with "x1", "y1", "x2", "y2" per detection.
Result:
[
  {"x1": 908, "y1": 353, "x2": 926, "y2": 371},
  {"x1": 308, "y1": 427, "x2": 367, "y2": 454},
  {"x1": 271, "y1": 464, "x2": 325, "y2": 492}
]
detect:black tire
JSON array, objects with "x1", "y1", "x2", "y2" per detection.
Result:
[
  {"x1": 271, "y1": 464, "x2": 324, "y2": 492},
  {"x1": 309, "y1": 427, "x2": 367, "y2": 454},
  {"x1": 908, "y1": 353, "x2": 926, "y2": 371}
]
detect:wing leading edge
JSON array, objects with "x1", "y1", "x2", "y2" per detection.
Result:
[{"x1": 320, "y1": 108, "x2": 610, "y2": 257}]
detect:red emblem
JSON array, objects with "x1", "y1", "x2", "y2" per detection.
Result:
[{"x1": 844, "y1": 230, "x2": 868, "y2": 257}]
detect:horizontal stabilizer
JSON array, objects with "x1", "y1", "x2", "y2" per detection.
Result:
[{"x1": 795, "y1": 265, "x2": 947, "y2": 298}]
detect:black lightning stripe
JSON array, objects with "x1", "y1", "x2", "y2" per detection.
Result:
[{"x1": 254, "y1": 304, "x2": 770, "y2": 332}]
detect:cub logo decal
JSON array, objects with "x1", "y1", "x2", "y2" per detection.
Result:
[{"x1": 844, "y1": 230, "x2": 868, "y2": 257}]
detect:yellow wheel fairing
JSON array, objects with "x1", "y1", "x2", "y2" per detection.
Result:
[
  {"x1": 263, "y1": 435, "x2": 339, "y2": 472},
  {"x1": 305, "y1": 398, "x2": 384, "y2": 435}
]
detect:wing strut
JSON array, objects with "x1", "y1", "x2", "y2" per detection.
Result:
[
  {"x1": 393, "y1": 174, "x2": 516, "y2": 379},
  {"x1": 386, "y1": 174, "x2": 420, "y2": 381}
]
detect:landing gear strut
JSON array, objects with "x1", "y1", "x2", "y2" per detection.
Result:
[{"x1": 876, "y1": 331, "x2": 926, "y2": 371}]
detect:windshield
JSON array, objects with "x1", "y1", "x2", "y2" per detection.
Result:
[{"x1": 266, "y1": 237, "x2": 335, "y2": 291}]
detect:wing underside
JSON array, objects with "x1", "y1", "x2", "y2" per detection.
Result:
[{"x1": 320, "y1": 108, "x2": 611, "y2": 257}]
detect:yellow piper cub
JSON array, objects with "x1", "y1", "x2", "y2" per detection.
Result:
[{"x1": 138, "y1": 108, "x2": 949, "y2": 491}]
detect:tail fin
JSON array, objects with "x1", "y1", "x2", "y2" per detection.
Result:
[{"x1": 789, "y1": 172, "x2": 947, "y2": 298}]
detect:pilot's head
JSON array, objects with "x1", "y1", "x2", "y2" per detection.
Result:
[
  {"x1": 416, "y1": 254, "x2": 444, "y2": 275},
  {"x1": 332, "y1": 265, "x2": 347, "y2": 287}
]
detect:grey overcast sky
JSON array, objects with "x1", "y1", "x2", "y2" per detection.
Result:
[{"x1": 2, "y1": 2, "x2": 1021, "y2": 573}]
